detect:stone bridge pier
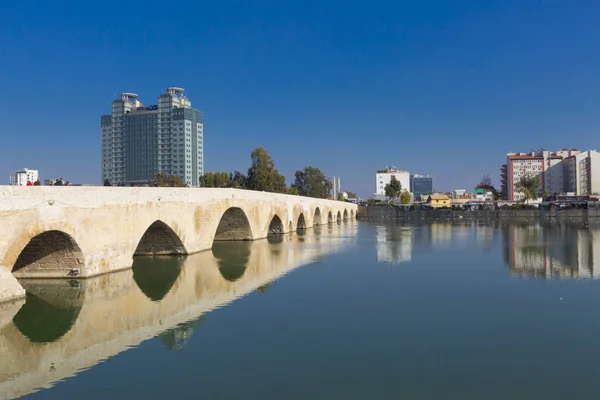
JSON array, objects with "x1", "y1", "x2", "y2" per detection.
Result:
[{"x1": 0, "y1": 186, "x2": 357, "y2": 303}]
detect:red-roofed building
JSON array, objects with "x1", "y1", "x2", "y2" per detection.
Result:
[{"x1": 500, "y1": 149, "x2": 580, "y2": 201}]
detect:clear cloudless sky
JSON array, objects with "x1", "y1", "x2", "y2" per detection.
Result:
[{"x1": 1, "y1": 0, "x2": 600, "y2": 196}]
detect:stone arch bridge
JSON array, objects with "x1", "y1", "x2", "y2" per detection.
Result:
[{"x1": 0, "y1": 186, "x2": 356, "y2": 303}]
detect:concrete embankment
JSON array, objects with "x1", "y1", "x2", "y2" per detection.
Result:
[{"x1": 357, "y1": 206, "x2": 600, "y2": 223}]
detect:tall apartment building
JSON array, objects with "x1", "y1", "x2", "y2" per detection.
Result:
[
  {"x1": 101, "y1": 88, "x2": 203, "y2": 186},
  {"x1": 375, "y1": 167, "x2": 410, "y2": 200},
  {"x1": 9, "y1": 168, "x2": 38, "y2": 186},
  {"x1": 410, "y1": 174, "x2": 434, "y2": 197},
  {"x1": 563, "y1": 150, "x2": 600, "y2": 195},
  {"x1": 500, "y1": 149, "x2": 577, "y2": 200}
]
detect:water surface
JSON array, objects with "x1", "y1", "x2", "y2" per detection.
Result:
[{"x1": 3, "y1": 221, "x2": 600, "y2": 399}]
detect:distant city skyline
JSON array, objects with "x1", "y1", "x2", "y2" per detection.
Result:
[{"x1": 2, "y1": 2, "x2": 600, "y2": 196}]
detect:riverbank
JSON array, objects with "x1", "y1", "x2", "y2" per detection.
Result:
[{"x1": 357, "y1": 205, "x2": 600, "y2": 222}]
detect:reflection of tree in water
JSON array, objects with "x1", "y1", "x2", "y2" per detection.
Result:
[
  {"x1": 297, "y1": 228, "x2": 307, "y2": 240},
  {"x1": 256, "y1": 281, "x2": 273, "y2": 294},
  {"x1": 212, "y1": 242, "x2": 251, "y2": 282},
  {"x1": 132, "y1": 256, "x2": 185, "y2": 301},
  {"x1": 12, "y1": 282, "x2": 84, "y2": 343},
  {"x1": 159, "y1": 315, "x2": 206, "y2": 352}
]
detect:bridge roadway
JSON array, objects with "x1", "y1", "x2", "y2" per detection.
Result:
[
  {"x1": 0, "y1": 186, "x2": 357, "y2": 302},
  {"x1": 0, "y1": 223, "x2": 357, "y2": 400}
]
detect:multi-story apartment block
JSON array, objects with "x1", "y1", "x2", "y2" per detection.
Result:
[
  {"x1": 101, "y1": 88, "x2": 203, "y2": 186},
  {"x1": 375, "y1": 167, "x2": 410, "y2": 200},
  {"x1": 563, "y1": 150, "x2": 600, "y2": 195},
  {"x1": 410, "y1": 174, "x2": 433, "y2": 197},
  {"x1": 9, "y1": 168, "x2": 38, "y2": 186},
  {"x1": 500, "y1": 149, "x2": 581, "y2": 200}
]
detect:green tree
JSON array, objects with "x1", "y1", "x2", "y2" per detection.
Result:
[
  {"x1": 384, "y1": 176, "x2": 402, "y2": 199},
  {"x1": 246, "y1": 147, "x2": 288, "y2": 193},
  {"x1": 230, "y1": 171, "x2": 248, "y2": 189},
  {"x1": 541, "y1": 190, "x2": 549, "y2": 200},
  {"x1": 400, "y1": 190, "x2": 411, "y2": 204},
  {"x1": 199, "y1": 172, "x2": 231, "y2": 187},
  {"x1": 291, "y1": 166, "x2": 333, "y2": 199},
  {"x1": 153, "y1": 172, "x2": 185, "y2": 187},
  {"x1": 516, "y1": 175, "x2": 541, "y2": 203},
  {"x1": 346, "y1": 191, "x2": 357, "y2": 199},
  {"x1": 475, "y1": 174, "x2": 501, "y2": 200},
  {"x1": 288, "y1": 186, "x2": 299, "y2": 195}
]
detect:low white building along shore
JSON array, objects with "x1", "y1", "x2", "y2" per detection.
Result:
[
  {"x1": 374, "y1": 166, "x2": 410, "y2": 201},
  {"x1": 9, "y1": 168, "x2": 38, "y2": 186}
]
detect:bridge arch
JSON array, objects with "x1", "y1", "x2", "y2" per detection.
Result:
[
  {"x1": 267, "y1": 214, "x2": 284, "y2": 235},
  {"x1": 313, "y1": 207, "x2": 322, "y2": 225},
  {"x1": 327, "y1": 211, "x2": 333, "y2": 224},
  {"x1": 351, "y1": 209, "x2": 355, "y2": 219},
  {"x1": 297, "y1": 213, "x2": 307, "y2": 231},
  {"x1": 135, "y1": 220, "x2": 187, "y2": 256},
  {"x1": 343, "y1": 209, "x2": 348, "y2": 220},
  {"x1": 214, "y1": 207, "x2": 253, "y2": 241},
  {"x1": 336, "y1": 211, "x2": 342, "y2": 223},
  {"x1": 11, "y1": 230, "x2": 84, "y2": 277}
]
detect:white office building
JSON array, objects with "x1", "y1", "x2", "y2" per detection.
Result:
[
  {"x1": 9, "y1": 168, "x2": 38, "y2": 186},
  {"x1": 101, "y1": 87, "x2": 204, "y2": 186},
  {"x1": 375, "y1": 166, "x2": 410, "y2": 201}
]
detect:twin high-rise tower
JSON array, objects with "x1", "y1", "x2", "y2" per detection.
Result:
[{"x1": 101, "y1": 87, "x2": 203, "y2": 186}]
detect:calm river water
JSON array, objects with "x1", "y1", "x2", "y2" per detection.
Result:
[{"x1": 3, "y1": 220, "x2": 600, "y2": 399}]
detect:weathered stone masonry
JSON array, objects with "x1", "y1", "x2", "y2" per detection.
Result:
[{"x1": 0, "y1": 186, "x2": 357, "y2": 303}]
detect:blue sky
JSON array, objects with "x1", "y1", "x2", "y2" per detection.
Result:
[{"x1": 1, "y1": 0, "x2": 600, "y2": 196}]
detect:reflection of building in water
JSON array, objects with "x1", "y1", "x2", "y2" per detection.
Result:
[
  {"x1": 475, "y1": 225, "x2": 496, "y2": 252},
  {"x1": 502, "y1": 224, "x2": 600, "y2": 279},
  {"x1": 430, "y1": 223, "x2": 452, "y2": 247},
  {"x1": 375, "y1": 225, "x2": 412, "y2": 265}
]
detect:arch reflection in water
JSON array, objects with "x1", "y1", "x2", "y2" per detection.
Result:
[
  {"x1": 0, "y1": 221, "x2": 358, "y2": 400},
  {"x1": 212, "y1": 242, "x2": 252, "y2": 282},
  {"x1": 267, "y1": 234, "x2": 284, "y2": 244},
  {"x1": 11, "y1": 280, "x2": 84, "y2": 343},
  {"x1": 132, "y1": 256, "x2": 185, "y2": 301}
]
